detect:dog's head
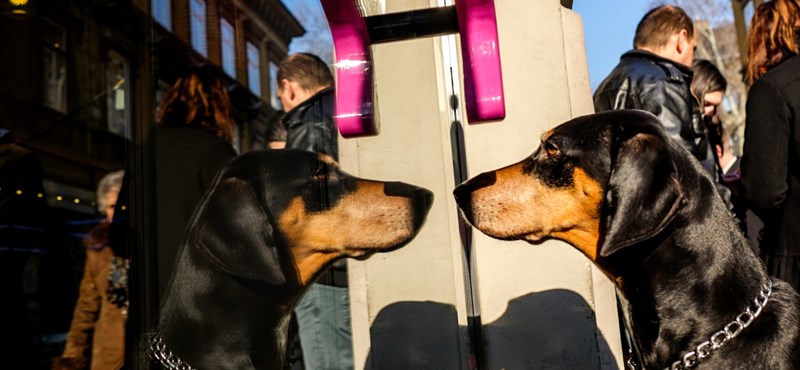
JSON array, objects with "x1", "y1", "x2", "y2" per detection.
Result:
[
  {"x1": 454, "y1": 110, "x2": 687, "y2": 268},
  {"x1": 188, "y1": 149, "x2": 434, "y2": 287}
]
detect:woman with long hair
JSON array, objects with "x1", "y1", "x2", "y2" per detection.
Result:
[
  {"x1": 741, "y1": 0, "x2": 800, "y2": 290},
  {"x1": 153, "y1": 68, "x2": 238, "y2": 298}
]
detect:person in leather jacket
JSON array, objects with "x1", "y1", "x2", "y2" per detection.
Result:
[
  {"x1": 277, "y1": 53, "x2": 337, "y2": 160},
  {"x1": 275, "y1": 53, "x2": 353, "y2": 370},
  {"x1": 593, "y1": 5, "x2": 708, "y2": 163}
]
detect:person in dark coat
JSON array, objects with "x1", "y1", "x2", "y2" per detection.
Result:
[
  {"x1": 152, "y1": 69, "x2": 238, "y2": 298},
  {"x1": 741, "y1": 0, "x2": 800, "y2": 290},
  {"x1": 112, "y1": 69, "x2": 238, "y2": 298}
]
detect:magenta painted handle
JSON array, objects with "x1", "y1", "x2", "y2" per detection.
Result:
[
  {"x1": 457, "y1": 0, "x2": 505, "y2": 123},
  {"x1": 321, "y1": 0, "x2": 505, "y2": 137},
  {"x1": 319, "y1": 0, "x2": 378, "y2": 138}
]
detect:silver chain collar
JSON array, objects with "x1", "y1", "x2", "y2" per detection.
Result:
[
  {"x1": 665, "y1": 278, "x2": 773, "y2": 370},
  {"x1": 626, "y1": 279, "x2": 774, "y2": 370},
  {"x1": 149, "y1": 333, "x2": 197, "y2": 370}
]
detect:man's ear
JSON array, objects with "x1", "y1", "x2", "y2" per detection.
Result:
[
  {"x1": 599, "y1": 132, "x2": 684, "y2": 257},
  {"x1": 676, "y1": 29, "x2": 690, "y2": 54},
  {"x1": 191, "y1": 177, "x2": 287, "y2": 285}
]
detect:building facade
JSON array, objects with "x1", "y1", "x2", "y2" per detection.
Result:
[{"x1": 0, "y1": 0, "x2": 302, "y2": 367}]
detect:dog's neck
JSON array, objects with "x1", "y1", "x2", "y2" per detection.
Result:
[
  {"x1": 611, "y1": 198, "x2": 769, "y2": 368},
  {"x1": 158, "y1": 250, "x2": 301, "y2": 370}
]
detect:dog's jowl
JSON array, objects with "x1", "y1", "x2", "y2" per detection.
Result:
[
  {"x1": 454, "y1": 110, "x2": 800, "y2": 370},
  {"x1": 154, "y1": 149, "x2": 433, "y2": 370}
]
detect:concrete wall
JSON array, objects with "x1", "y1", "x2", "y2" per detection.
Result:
[{"x1": 339, "y1": 1, "x2": 623, "y2": 368}]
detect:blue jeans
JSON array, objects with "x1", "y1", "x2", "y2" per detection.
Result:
[{"x1": 294, "y1": 283, "x2": 354, "y2": 370}]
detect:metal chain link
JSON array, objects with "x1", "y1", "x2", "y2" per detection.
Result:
[
  {"x1": 149, "y1": 333, "x2": 197, "y2": 370},
  {"x1": 665, "y1": 279, "x2": 773, "y2": 370}
]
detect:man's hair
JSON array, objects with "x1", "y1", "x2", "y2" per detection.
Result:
[
  {"x1": 634, "y1": 5, "x2": 695, "y2": 50},
  {"x1": 277, "y1": 53, "x2": 334, "y2": 92},
  {"x1": 745, "y1": 0, "x2": 800, "y2": 84}
]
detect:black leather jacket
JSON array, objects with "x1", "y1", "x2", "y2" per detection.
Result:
[
  {"x1": 281, "y1": 86, "x2": 348, "y2": 283},
  {"x1": 282, "y1": 86, "x2": 338, "y2": 160},
  {"x1": 594, "y1": 50, "x2": 707, "y2": 162}
]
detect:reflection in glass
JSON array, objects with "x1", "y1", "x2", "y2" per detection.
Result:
[
  {"x1": 106, "y1": 51, "x2": 130, "y2": 139},
  {"x1": 42, "y1": 19, "x2": 66, "y2": 112},
  {"x1": 152, "y1": 0, "x2": 172, "y2": 30},
  {"x1": 247, "y1": 42, "x2": 260, "y2": 96},
  {"x1": 270, "y1": 62, "x2": 281, "y2": 110},
  {"x1": 190, "y1": 0, "x2": 207, "y2": 56},
  {"x1": 221, "y1": 19, "x2": 235, "y2": 77}
]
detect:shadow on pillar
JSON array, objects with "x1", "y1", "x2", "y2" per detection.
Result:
[{"x1": 364, "y1": 289, "x2": 618, "y2": 370}]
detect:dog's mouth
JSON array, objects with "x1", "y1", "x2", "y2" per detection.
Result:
[{"x1": 521, "y1": 232, "x2": 550, "y2": 244}]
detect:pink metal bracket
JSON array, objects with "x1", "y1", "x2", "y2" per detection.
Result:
[
  {"x1": 456, "y1": 0, "x2": 505, "y2": 124},
  {"x1": 321, "y1": 0, "x2": 505, "y2": 138},
  {"x1": 319, "y1": 0, "x2": 376, "y2": 137}
]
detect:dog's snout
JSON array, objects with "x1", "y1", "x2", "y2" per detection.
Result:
[
  {"x1": 417, "y1": 187, "x2": 434, "y2": 212},
  {"x1": 383, "y1": 181, "x2": 434, "y2": 229},
  {"x1": 454, "y1": 171, "x2": 496, "y2": 204},
  {"x1": 384, "y1": 182, "x2": 434, "y2": 209}
]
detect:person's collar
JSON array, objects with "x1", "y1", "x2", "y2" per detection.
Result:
[
  {"x1": 622, "y1": 49, "x2": 693, "y2": 75},
  {"x1": 283, "y1": 85, "x2": 334, "y2": 117}
]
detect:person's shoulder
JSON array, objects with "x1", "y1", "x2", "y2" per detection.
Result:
[
  {"x1": 759, "y1": 54, "x2": 800, "y2": 89},
  {"x1": 620, "y1": 50, "x2": 689, "y2": 83},
  {"x1": 156, "y1": 126, "x2": 235, "y2": 154}
]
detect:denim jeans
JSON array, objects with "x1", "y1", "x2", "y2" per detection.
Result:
[{"x1": 294, "y1": 283, "x2": 354, "y2": 370}]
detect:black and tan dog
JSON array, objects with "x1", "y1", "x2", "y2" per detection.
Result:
[
  {"x1": 153, "y1": 149, "x2": 433, "y2": 370},
  {"x1": 454, "y1": 110, "x2": 800, "y2": 369}
]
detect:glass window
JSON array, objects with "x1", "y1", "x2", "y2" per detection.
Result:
[
  {"x1": 42, "y1": 19, "x2": 67, "y2": 112},
  {"x1": 190, "y1": 0, "x2": 207, "y2": 56},
  {"x1": 106, "y1": 51, "x2": 130, "y2": 139},
  {"x1": 152, "y1": 0, "x2": 172, "y2": 30},
  {"x1": 269, "y1": 62, "x2": 281, "y2": 110},
  {"x1": 221, "y1": 18, "x2": 235, "y2": 77},
  {"x1": 246, "y1": 42, "x2": 260, "y2": 96}
]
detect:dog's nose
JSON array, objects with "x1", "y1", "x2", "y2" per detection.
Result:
[
  {"x1": 453, "y1": 183, "x2": 470, "y2": 208},
  {"x1": 418, "y1": 187, "x2": 434, "y2": 211},
  {"x1": 453, "y1": 171, "x2": 496, "y2": 206},
  {"x1": 384, "y1": 182, "x2": 434, "y2": 209},
  {"x1": 452, "y1": 183, "x2": 473, "y2": 222},
  {"x1": 384, "y1": 182, "x2": 434, "y2": 229}
]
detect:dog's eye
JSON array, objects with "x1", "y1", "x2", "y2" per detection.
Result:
[{"x1": 543, "y1": 141, "x2": 560, "y2": 157}]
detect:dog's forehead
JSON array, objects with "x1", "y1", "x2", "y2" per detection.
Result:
[{"x1": 543, "y1": 117, "x2": 611, "y2": 151}]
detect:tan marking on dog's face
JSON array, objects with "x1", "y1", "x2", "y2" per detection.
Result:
[
  {"x1": 465, "y1": 161, "x2": 604, "y2": 261},
  {"x1": 541, "y1": 129, "x2": 555, "y2": 142},
  {"x1": 278, "y1": 180, "x2": 421, "y2": 285}
]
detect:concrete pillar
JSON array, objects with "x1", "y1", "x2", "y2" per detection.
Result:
[{"x1": 339, "y1": 1, "x2": 622, "y2": 368}]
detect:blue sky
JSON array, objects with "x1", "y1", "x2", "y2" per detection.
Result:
[
  {"x1": 573, "y1": 0, "x2": 652, "y2": 91},
  {"x1": 283, "y1": 0, "x2": 653, "y2": 92}
]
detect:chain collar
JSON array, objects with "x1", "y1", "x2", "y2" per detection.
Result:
[
  {"x1": 149, "y1": 333, "x2": 197, "y2": 370},
  {"x1": 665, "y1": 279, "x2": 773, "y2": 370},
  {"x1": 627, "y1": 279, "x2": 773, "y2": 370}
]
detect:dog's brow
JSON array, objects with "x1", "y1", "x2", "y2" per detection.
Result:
[
  {"x1": 317, "y1": 154, "x2": 338, "y2": 166},
  {"x1": 540, "y1": 129, "x2": 555, "y2": 142}
]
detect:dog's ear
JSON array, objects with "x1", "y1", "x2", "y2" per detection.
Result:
[
  {"x1": 193, "y1": 177, "x2": 286, "y2": 285},
  {"x1": 599, "y1": 131, "x2": 684, "y2": 257}
]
